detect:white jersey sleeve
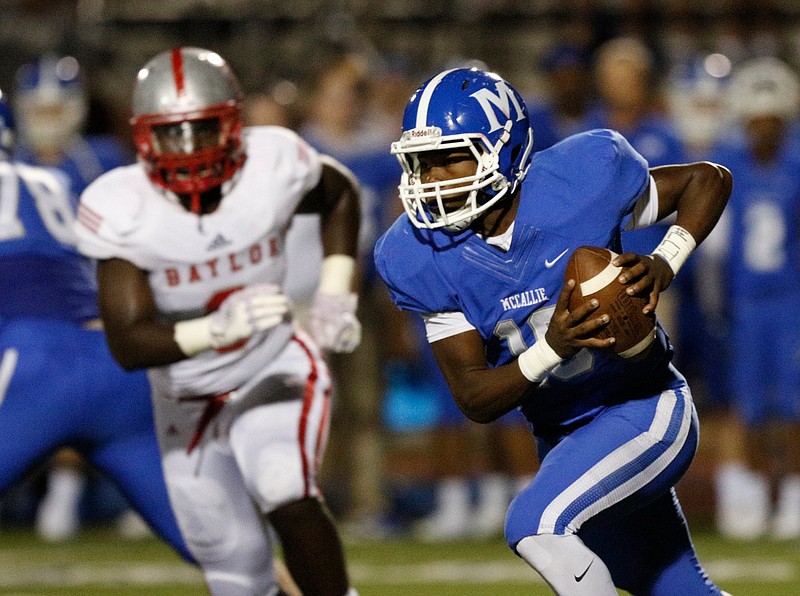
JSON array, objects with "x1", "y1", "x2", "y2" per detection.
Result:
[
  {"x1": 76, "y1": 164, "x2": 154, "y2": 267},
  {"x1": 624, "y1": 175, "x2": 661, "y2": 231},
  {"x1": 422, "y1": 311, "x2": 476, "y2": 342}
]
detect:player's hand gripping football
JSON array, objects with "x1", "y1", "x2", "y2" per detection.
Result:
[
  {"x1": 209, "y1": 284, "x2": 292, "y2": 349},
  {"x1": 309, "y1": 291, "x2": 362, "y2": 353},
  {"x1": 544, "y1": 279, "x2": 615, "y2": 359},
  {"x1": 612, "y1": 252, "x2": 675, "y2": 316}
]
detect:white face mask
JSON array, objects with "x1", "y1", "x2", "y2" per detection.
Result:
[
  {"x1": 392, "y1": 127, "x2": 518, "y2": 231},
  {"x1": 17, "y1": 94, "x2": 86, "y2": 154}
]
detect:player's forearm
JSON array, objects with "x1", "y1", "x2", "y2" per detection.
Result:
[
  {"x1": 105, "y1": 322, "x2": 188, "y2": 371},
  {"x1": 671, "y1": 161, "x2": 732, "y2": 246},
  {"x1": 449, "y1": 364, "x2": 533, "y2": 424},
  {"x1": 319, "y1": 192, "x2": 360, "y2": 263},
  {"x1": 318, "y1": 161, "x2": 361, "y2": 261}
]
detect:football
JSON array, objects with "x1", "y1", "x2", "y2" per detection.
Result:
[{"x1": 564, "y1": 246, "x2": 657, "y2": 359}]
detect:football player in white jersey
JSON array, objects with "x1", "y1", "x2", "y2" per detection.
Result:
[{"x1": 75, "y1": 47, "x2": 360, "y2": 596}]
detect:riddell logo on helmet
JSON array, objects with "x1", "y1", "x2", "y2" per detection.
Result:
[{"x1": 404, "y1": 127, "x2": 440, "y2": 139}]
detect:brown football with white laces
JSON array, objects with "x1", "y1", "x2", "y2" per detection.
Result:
[{"x1": 564, "y1": 246, "x2": 657, "y2": 359}]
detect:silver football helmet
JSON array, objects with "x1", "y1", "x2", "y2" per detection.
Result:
[{"x1": 130, "y1": 47, "x2": 245, "y2": 212}]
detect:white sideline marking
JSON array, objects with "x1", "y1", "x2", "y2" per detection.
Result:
[
  {"x1": 0, "y1": 558, "x2": 793, "y2": 587},
  {"x1": 0, "y1": 564, "x2": 202, "y2": 587}
]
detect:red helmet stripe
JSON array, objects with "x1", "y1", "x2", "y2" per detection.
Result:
[{"x1": 171, "y1": 48, "x2": 185, "y2": 96}]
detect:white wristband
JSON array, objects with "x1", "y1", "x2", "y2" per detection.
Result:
[
  {"x1": 518, "y1": 338, "x2": 563, "y2": 383},
  {"x1": 319, "y1": 254, "x2": 356, "y2": 295},
  {"x1": 174, "y1": 316, "x2": 213, "y2": 357},
  {"x1": 651, "y1": 225, "x2": 696, "y2": 276}
]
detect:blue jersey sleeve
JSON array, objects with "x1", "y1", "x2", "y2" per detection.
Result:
[{"x1": 524, "y1": 129, "x2": 650, "y2": 240}]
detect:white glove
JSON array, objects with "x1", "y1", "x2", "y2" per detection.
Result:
[
  {"x1": 309, "y1": 291, "x2": 361, "y2": 353},
  {"x1": 174, "y1": 284, "x2": 291, "y2": 356}
]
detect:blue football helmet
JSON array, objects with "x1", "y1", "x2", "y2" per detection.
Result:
[
  {"x1": 667, "y1": 53, "x2": 732, "y2": 152},
  {"x1": 14, "y1": 54, "x2": 88, "y2": 153},
  {"x1": 391, "y1": 67, "x2": 533, "y2": 231},
  {"x1": 0, "y1": 88, "x2": 13, "y2": 159}
]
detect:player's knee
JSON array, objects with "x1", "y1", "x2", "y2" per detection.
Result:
[
  {"x1": 168, "y1": 474, "x2": 240, "y2": 563},
  {"x1": 504, "y1": 489, "x2": 546, "y2": 549},
  {"x1": 251, "y1": 444, "x2": 306, "y2": 511}
]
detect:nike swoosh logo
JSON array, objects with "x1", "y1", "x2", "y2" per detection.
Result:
[
  {"x1": 574, "y1": 558, "x2": 593, "y2": 582},
  {"x1": 544, "y1": 249, "x2": 569, "y2": 268}
]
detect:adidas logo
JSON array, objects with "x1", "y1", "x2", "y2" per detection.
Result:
[{"x1": 207, "y1": 233, "x2": 232, "y2": 251}]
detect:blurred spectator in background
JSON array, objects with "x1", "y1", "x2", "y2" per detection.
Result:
[
  {"x1": 5, "y1": 53, "x2": 144, "y2": 542},
  {"x1": 665, "y1": 51, "x2": 739, "y2": 522},
  {"x1": 667, "y1": 52, "x2": 733, "y2": 161},
  {"x1": 706, "y1": 56, "x2": 800, "y2": 541},
  {"x1": 284, "y1": 52, "x2": 405, "y2": 530},
  {"x1": 243, "y1": 79, "x2": 303, "y2": 131},
  {"x1": 0, "y1": 88, "x2": 192, "y2": 562},
  {"x1": 14, "y1": 54, "x2": 131, "y2": 189},
  {"x1": 526, "y1": 42, "x2": 596, "y2": 153}
]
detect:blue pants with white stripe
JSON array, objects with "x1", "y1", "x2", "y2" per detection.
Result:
[{"x1": 506, "y1": 386, "x2": 722, "y2": 595}]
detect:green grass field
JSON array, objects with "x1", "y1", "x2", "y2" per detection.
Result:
[{"x1": 0, "y1": 526, "x2": 799, "y2": 595}]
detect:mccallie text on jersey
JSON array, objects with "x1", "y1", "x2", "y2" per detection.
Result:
[{"x1": 500, "y1": 287, "x2": 549, "y2": 312}]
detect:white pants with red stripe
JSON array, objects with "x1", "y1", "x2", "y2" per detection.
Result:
[{"x1": 150, "y1": 331, "x2": 332, "y2": 593}]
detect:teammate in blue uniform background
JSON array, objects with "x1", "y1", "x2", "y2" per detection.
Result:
[
  {"x1": 7, "y1": 53, "x2": 141, "y2": 541},
  {"x1": 13, "y1": 54, "x2": 131, "y2": 197},
  {"x1": 374, "y1": 68, "x2": 732, "y2": 595},
  {"x1": 706, "y1": 56, "x2": 800, "y2": 541},
  {"x1": 0, "y1": 90, "x2": 193, "y2": 562}
]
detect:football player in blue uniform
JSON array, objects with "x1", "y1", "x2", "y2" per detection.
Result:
[
  {"x1": 707, "y1": 56, "x2": 800, "y2": 540},
  {"x1": 10, "y1": 53, "x2": 141, "y2": 540},
  {"x1": 0, "y1": 90, "x2": 193, "y2": 562},
  {"x1": 13, "y1": 54, "x2": 131, "y2": 197},
  {"x1": 374, "y1": 68, "x2": 732, "y2": 595}
]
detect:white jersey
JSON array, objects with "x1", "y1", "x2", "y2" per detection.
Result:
[{"x1": 75, "y1": 126, "x2": 323, "y2": 397}]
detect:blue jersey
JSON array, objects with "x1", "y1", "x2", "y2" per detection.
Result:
[
  {"x1": 0, "y1": 161, "x2": 97, "y2": 321},
  {"x1": 706, "y1": 131, "x2": 800, "y2": 425},
  {"x1": 375, "y1": 129, "x2": 684, "y2": 432},
  {"x1": 708, "y1": 134, "x2": 800, "y2": 302},
  {"x1": 16, "y1": 135, "x2": 131, "y2": 198},
  {"x1": 0, "y1": 158, "x2": 192, "y2": 562}
]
